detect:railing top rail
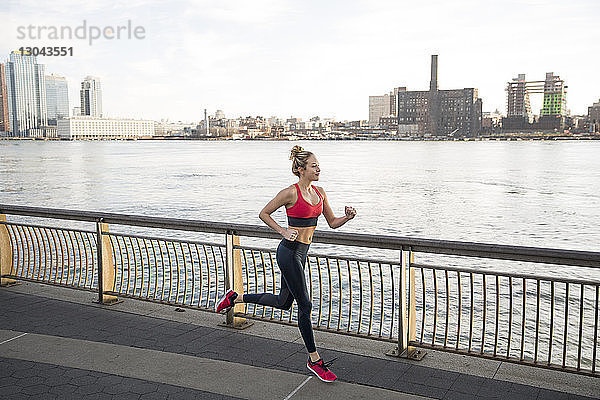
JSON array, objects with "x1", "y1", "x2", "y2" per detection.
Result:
[{"x1": 2, "y1": 204, "x2": 599, "y2": 268}]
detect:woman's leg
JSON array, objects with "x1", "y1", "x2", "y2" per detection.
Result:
[
  {"x1": 241, "y1": 278, "x2": 294, "y2": 309},
  {"x1": 275, "y1": 243, "x2": 317, "y2": 357},
  {"x1": 234, "y1": 241, "x2": 319, "y2": 360}
]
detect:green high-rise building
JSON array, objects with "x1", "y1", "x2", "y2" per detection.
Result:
[{"x1": 540, "y1": 72, "x2": 566, "y2": 117}]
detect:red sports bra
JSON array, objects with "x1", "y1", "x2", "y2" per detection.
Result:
[
  {"x1": 285, "y1": 184, "x2": 323, "y2": 245},
  {"x1": 286, "y1": 184, "x2": 323, "y2": 218}
]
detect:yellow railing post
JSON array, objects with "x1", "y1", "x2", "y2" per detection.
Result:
[
  {"x1": 387, "y1": 248, "x2": 425, "y2": 360},
  {"x1": 387, "y1": 249, "x2": 409, "y2": 356},
  {"x1": 97, "y1": 221, "x2": 119, "y2": 304},
  {"x1": 399, "y1": 249, "x2": 409, "y2": 352},
  {"x1": 0, "y1": 214, "x2": 17, "y2": 286},
  {"x1": 407, "y1": 251, "x2": 425, "y2": 359},
  {"x1": 224, "y1": 231, "x2": 252, "y2": 329},
  {"x1": 231, "y1": 234, "x2": 245, "y2": 322}
]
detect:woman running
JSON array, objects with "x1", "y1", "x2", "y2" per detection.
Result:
[{"x1": 216, "y1": 145, "x2": 356, "y2": 382}]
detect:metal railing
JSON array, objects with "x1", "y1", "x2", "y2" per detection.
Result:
[
  {"x1": 412, "y1": 264, "x2": 599, "y2": 371},
  {"x1": 0, "y1": 204, "x2": 599, "y2": 376}
]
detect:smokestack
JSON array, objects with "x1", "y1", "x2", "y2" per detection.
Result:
[
  {"x1": 430, "y1": 55, "x2": 438, "y2": 91},
  {"x1": 428, "y1": 55, "x2": 439, "y2": 136},
  {"x1": 204, "y1": 108, "x2": 209, "y2": 136}
]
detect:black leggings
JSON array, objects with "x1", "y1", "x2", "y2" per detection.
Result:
[{"x1": 243, "y1": 239, "x2": 315, "y2": 353}]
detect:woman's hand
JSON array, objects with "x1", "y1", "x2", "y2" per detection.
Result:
[
  {"x1": 345, "y1": 206, "x2": 357, "y2": 220},
  {"x1": 282, "y1": 228, "x2": 299, "y2": 241}
]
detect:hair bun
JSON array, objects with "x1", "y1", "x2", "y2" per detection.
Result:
[{"x1": 289, "y1": 145, "x2": 304, "y2": 160}]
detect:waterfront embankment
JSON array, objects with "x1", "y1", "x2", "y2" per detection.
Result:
[{"x1": 2, "y1": 281, "x2": 599, "y2": 400}]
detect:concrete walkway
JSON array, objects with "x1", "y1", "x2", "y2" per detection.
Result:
[
  {"x1": 0, "y1": 330, "x2": 422, "y2": 400},
  {"x1": 1, "y1": 282, "x2": 598, "y2": 400}
]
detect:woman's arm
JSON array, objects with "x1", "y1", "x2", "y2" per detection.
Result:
[
  {"x1": 318, "y1": 187, "x2": 356, "y2": 229},
  {"x1": 259, "y1": 186, "x2": 299, "y2": 240}
]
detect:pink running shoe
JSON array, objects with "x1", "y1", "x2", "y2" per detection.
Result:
[
  {"x1": 307, "y1": 358, "x2": 337, "y2": 382},
  {"x1": 216, "y1": 290, "x2": 237, "y2": 313}
]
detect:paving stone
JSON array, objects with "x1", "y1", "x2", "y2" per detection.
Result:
[
  {"x1": 129, "y1": 381, "x2": 160, "y2": 395},
  {"x1": 72, "y1": 374, "x2": 99, "y2": 386},
  {"x1": 449, "y1": 373, "x2": 487, "y2": 395},
  {"x1": 102, "y1": 382, "x2": 135, "y2": 395},
  {"x1": 48, "y1": 383, "x2": 79, "y2": 394},
  {"x1": 333, "y1": 356, "x2": 379, "y2": 384},
  {"x1": 443, "y1": 390, "x2": 479, "y2": 400},
  {"x1": 428, "y1": 376, "x2": 459, "y2": 390},
  {"x1": 27, "y1": 375, "x2": 50, "y2": 386},
  {"x1": 82, "y1": 394, "x2": 113, "y2": 400},
  {"x1": 75, "y1": 382, "x2": 104, "y2": 395},
  {"x1": 167, "y1": 391, "x2": 203, "y2": 400},
  {"x1": 504, "y1": 393, "x2": 534, "y2": 400},
  {"x1": 365, "y1": 363, "x2": 405, "y2": 387},
  {"x1": 140, "y1": 392, "x2": 169, "y2": 400},
  {"x1": 155, "y1": 385, "x2": 186, "y2": 394},
  {"x1": 275, "y1": 352, "x2": 310, "y2": 374},
  {"x1": 62, "y1": 367, "x2": 92, "y2": 379},
  {"x1": 161, "y1": 344, "x2": 188, "y2": 354},
  {"x1": 0, "y1": 366, "x2": 15, "y2": 378},
  {"x1": 0, "y1": 376, "x2": 20, "y2": 387},
  {"x1": 477, "y1": 378, "x2": 513, "y2": 398},
  {"x1": 510, "y1": 382, "x2": 539, "y2": 397},
  {"x1": 114, "y1": 393, "x2": 143, "y2": 400},
  {"x1": 32, "y1": 366, "x2": 64, "y2": 378},
  {"x1": 400, "y1": 365, "x2": 433, "y2": 383},
  {"x1": 393, "y1": 380, "x2": 449, "y2": 399},
  {"x1": 11, "y1": 369, "x2": 36, "y2": 379},
  {"x1": 2, "y1": 394, "x2": 32, "y2": 400},
  {"x1": 20, "y1": 384, "x2": 51, "y2": 396},
  {"x1": 45, "y1": 374, "x2": 74, "y2": 386},
  {"x1": 94, "y1": 375, "x2": 124, "y2": 388},
  {"x1": 538, "y1": 389, "x2": 571, "y2": 400}
]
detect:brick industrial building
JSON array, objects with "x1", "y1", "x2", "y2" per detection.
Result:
[{"x1": 370, "y1": 55, "x2": 482, "y2": 137}]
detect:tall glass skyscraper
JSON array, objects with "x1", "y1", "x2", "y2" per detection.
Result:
[
  {"x1": 80, "y1": 76, "x2": 102, "y2": 117},
  {"x1": 46, "y1": 74, "x2": 69, "y2": 125},
  {"x1": 0, "y1": 63, "x2": 9, "y2": 133},
  {"x1": 4, "y1": 51, "x2": 48, "y2": 137}
]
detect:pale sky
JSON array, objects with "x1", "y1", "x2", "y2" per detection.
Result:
[{"x1": 2, "y1": 0, "x2": 599, "y2": 122}]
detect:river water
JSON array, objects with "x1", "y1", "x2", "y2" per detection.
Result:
[{"x1": 2, "y1": 140, "x2": 599, "y2": 248}]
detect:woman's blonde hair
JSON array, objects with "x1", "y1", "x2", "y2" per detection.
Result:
[{"x1": 289, "y1": 145, "x2": 314, "y2": 177}]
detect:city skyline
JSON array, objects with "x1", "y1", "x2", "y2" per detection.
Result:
[
  {"x1": 2, "y1": 51, "x2": 599, "y2": 138},
  {"x1": 2, "y1": 0, "x2": 599, "y2": 121}
]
